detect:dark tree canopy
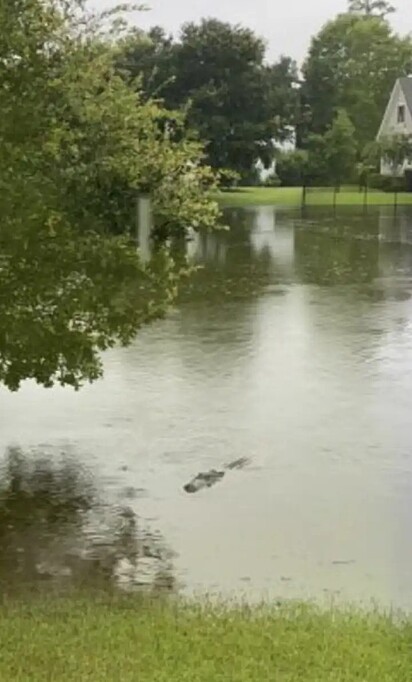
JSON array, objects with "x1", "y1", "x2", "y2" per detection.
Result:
[
  {"x1": 122, "y1": 19, "x2": 299, "y2": 181},
  {"x1": 348, "y1": 0, "x2": 395, "y2": 16},
  {"x1": 323, "y1": 109, "x2": 357, "y2": 187},
  {"x1": 300, "y1": 10, "x2": 412, "y2": 149},
  {"x1": 0, "y1": 0, "x2": 220, "y2": 391}
]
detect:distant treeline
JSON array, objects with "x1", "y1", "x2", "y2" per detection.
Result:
[{"x1": 119, "y1": 0, "x2": 412, "y2": 187}]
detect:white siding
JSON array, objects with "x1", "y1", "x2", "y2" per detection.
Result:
[
  {"x1": 378, "y1": 79, "x2": 412, "y2": 176},
  {"x1": 377, "y1": 80, "x2": 412, "y2": 139}
]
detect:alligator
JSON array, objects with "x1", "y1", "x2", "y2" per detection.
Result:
[{"x1": 183, "y1": 457, "x2": 249, "y2": 494}]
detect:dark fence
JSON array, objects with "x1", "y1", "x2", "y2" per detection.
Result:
[{"x1": 301, "y1": 185, "x2": 402, "y2": 214}]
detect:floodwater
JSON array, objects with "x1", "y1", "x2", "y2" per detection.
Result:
[{"x1": 1, "y1": 205, "x2": 412, "y2": 609}]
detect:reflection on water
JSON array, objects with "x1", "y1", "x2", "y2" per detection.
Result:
[
  {"x1": 1, "y1": 205, "x2": 412, "y2": 608},
  {"x1": 0, "y1": 448, "x2": 174, "y2": 596},
  {"x1": 294, "y1": 222, "x2": 379, "y2": 285}
]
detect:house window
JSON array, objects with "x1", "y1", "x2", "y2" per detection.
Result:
[{"x1": 397, "y1": 105, "x2": 405, "y2": 123}]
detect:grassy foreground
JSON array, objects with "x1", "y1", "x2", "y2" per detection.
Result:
[
  {"x1": 215, "y1": 186, "x2": 412, "y2": 207},
  {"x1": 0, "y1": 595, "x2": 411, "y2": 681}
]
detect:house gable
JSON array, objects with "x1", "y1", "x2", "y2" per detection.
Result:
[
  {"x1": 377, "y1": 77, "x2": 412, "y2": 176},
  {"x1": 377, "y1": 77, "x2": 412, "y2": 141}
]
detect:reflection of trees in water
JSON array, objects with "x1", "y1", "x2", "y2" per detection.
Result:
[
  {"x1": 378, "y1": 207, "x2": 412, "y2": 248},
  {"x1": 294, "y1": 217, "x2": 380, "y2": 286},
  {"x1": 165, "y1": 208, "x2": 290, "y2": 367},
  {"x1": 294, "y1": 209, "x2": 412, "y2": 302},
  {"x1": 179, "y1": 209, "x2": 284, "y2": 304},
  {"x1": 172, "y1": 210, "x2": 284, "y2": 363},
  {"x1": 0, "y1": 448, "x2": 174, "y2": 597},
  {"x1": 182, "y1": 207, "x2": 412, "y2": 295},
  {"x1": 378, "y1": 209, "x2": 412, "y2": 299}
]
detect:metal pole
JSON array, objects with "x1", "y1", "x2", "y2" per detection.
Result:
[
  {"x1": 301, "y1": 184, "x2": 307, "y2": 216},
  {"x1": 333, "y1": 187, "x2": 337, "y2": 214},
  {"x1": 363, "y1": 184, "x2": 368, "y2": 214},
  {"x1": 136, "y1": 193, "x2": 152, "y2": 263}
]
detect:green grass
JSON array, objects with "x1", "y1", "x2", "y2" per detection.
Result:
[
  {"x1": 215, "y1": 186, "x2": 412, "y2": 207},
  {"x1": 0, "y1": 594, "x2": 411, "y2": 681}
]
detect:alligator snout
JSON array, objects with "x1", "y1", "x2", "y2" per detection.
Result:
[{"x1": 183, "y1": 469, "x2": 225, "y2": 493}]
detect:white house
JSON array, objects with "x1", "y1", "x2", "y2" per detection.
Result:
[
  {"x1": 377, "y1": 76, "x2": 412, "y2": 176},
  {"x1": 256, "y1": 129, "x2": 296, "y2": 181}
]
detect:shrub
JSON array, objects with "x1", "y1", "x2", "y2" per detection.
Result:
[
  {"x1": 263, "y1": 172, "x2": 281, "y2": 187},
  {"x1": 276, "y1": 150, "x2": 308, "y2": 186},
  {"x1": 368, "y1": 173, "x2": 407, "y2": 192}
]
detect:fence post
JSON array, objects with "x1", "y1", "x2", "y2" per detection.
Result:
[
  {"x1": 363, "y1": 184, "x2": 368, "y2": 213},
  {"x1": 301, "y1": 184, "x2": 307, "y2": 215},
  {"x1": 333, "y1": 187, "x2": 338, "y2": 213},
  {"x1": 136, "y1": 193, "x2": 152, "y2": 263}
]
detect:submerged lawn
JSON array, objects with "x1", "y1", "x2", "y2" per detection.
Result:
[
  {"x1": 215, "y1": 186, "x2": 412, "y2": 207},
  {"x1": 0, "y1": 595, "x2": 411, "y2": 681}
]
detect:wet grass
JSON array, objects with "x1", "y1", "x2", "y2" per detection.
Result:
[
  {"x1": 0, "y1": 594, "x2": 411, "y2": 681},
  {"x1": 215, "y1": 186, "x2": 412, "y2": 207}
]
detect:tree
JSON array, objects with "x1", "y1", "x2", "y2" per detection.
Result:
[
  {"x1": 285, "y1": 112, "x2": 356, "y2": 188},
  {"x1": 324, "y1": 110, "x2": 357, "y2": 187},
  {"x1": 378, "y1": 134, "x2": 412, "y2": 176},
  {"x1": 353, "y1": 140, "x2": 380, "y2": 187},
  {"x1": 118, "y1": 26, "x2": 178, "y2": 102},
  {"x1": 305, "y1": 134, "x2": 329, "y2": 185},
  {"x1": 122, "y1": 20, "x2": 299, "y2": 181},
  {"x1": 301, "y1": 9, "x2": 412, "y2": 149},
  {"x1": 348, "y1": 0, "x2": 395, "y2": 17},
  {"x1": 0, "y1": 0, "x2": 220, "y2": 391},
  {"x1": 276, "y1": 149, "x2": 309, "y2": 187},
  {"x1": 264, "y1": 57, "x2": 300, "y2": 146}
]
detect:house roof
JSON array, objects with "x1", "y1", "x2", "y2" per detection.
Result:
[
  {"x1": 398, "y1": 77, "x2": 412, "y2": 115},
  {"x1": 377, "y1": 76, "x2": 412, "y2": 140}
]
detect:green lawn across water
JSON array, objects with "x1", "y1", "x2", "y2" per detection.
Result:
[
  {"x1": 0, "y1": 595, "x2": 411, "y2": 681},
  {"x1": 214, "y1": 186, "x2": 412, "y2": 207}
]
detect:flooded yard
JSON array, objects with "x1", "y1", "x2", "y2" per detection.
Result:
[{"x1": 1, "y1": 205, "x2": 412, "y2": 609}]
